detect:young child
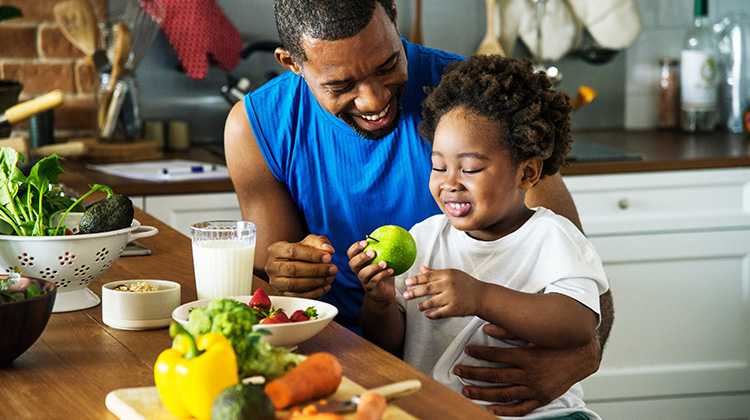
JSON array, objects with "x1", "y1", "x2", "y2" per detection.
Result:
[{"x1": 348, "y1": 55, "x2": 609, "y2": 419}]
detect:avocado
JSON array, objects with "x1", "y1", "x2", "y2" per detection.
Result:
[
  {"x1": 78, "y1": 194, "x2": 134, "y2": 234},
  {"x1": 211, "y1": 383, "x2": 275, "y2": 420}
]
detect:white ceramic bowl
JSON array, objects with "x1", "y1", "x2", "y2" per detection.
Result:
[
  {"x1": 172, "y1": 295, "x2": 337, "y2": 348},
  {"x1": 0, "y1": 218, "x2": 158, "y2": 313},
  {"x1": 102, "y1": 280, "x2": 181, "y2": 331}
]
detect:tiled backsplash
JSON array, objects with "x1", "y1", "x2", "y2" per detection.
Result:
[{"x1": 626, "y1": 0, "x2": 749, "y2": 129}]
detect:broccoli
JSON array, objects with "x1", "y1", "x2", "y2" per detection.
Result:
[{"x1": 186, "y1": 299, "x2": 304, "y2": 380}]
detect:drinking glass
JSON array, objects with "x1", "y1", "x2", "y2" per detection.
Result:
[{"x1": 190, "y1": 221, "x2": 256, "y2": 300}]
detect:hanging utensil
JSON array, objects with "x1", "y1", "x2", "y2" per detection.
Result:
[
  {"x1": 531, "y1": 0, "x2": 562, "y2": 84},
  {"x1": 97, "y1": 22, "x2": 131, "y2": 133},
  {"x1": 53, "y1": 0, "x2": 98, "y2": 63},
  {"x1": 409, "y1": 0, "x2": 423, "y2": 45},
  {"x1": 476, "y1": 0, "x2": 505, "y2": 56}
]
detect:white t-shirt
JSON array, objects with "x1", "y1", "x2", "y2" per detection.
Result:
[{"x1": 395, "y1": 207, "x2": 609, "y2": 419}]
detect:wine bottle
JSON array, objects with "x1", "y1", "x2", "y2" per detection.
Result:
[{"x1": 680, "y1": 0, "x2": 719, "y2": 132}]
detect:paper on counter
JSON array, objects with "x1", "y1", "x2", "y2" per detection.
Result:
[{"x1": 87, "y1": 159, "x2": 230, "y2": 182}]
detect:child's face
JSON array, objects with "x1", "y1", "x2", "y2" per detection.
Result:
[{"x1": 429, "y1": 107, "x2": 537, "y2": 241}]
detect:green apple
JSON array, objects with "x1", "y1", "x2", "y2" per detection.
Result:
[{"x1": 364, "y1": 225, "x2": 417, "y2": 276}]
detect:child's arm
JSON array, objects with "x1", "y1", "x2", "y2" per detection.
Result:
[
  {"x1": 403, "y1": 267, "x2": 598, "y2": 349},
  {"x1": 348, "y1": 240, "x2": 405, "y2": 354}
]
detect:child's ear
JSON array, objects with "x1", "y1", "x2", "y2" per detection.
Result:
[{"x1": 519, "y1": 156, "x2": 543, "y2": 188}]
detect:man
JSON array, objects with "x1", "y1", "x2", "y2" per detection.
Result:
[{"x1": 224, "y1": 0, "x2": 614, "y2": 416}]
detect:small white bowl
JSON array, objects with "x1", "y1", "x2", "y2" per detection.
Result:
[
  {"x1": 172, "y1": 295, "x2": 337, "y2": 348},
  {"x1": 102, "y1": 280, "x2": 181, "y2": 331}
]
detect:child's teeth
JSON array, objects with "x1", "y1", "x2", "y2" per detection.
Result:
[
  {"x1": 362, "y1": 103, "x2": 390, "y2": 121},
  {"x1": 448, "y1": 203, "x2": 468, "y2": 209}
]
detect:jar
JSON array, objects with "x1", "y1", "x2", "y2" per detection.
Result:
[{"x1": 658, "y1": 58, "x2": 680, "y2": 129}]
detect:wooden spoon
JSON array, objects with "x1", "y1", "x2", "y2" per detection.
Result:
[
  {"x1": 53, "y1": 0, "x2": 97, "y2": 59},
  {"x1": 476, "y1": 0, "x2": 505, "y2": 56},
  {"x1": 409, "y1": 0, "x2": 423, "y2": 45},
  {"x1": 97, "y1": 22, "x2": 131, "y2": 131}
]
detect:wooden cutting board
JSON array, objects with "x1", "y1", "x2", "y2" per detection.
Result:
[
  {"x1": 105, "y1": 377, "x2": 418, "y2": 420},
  {"x1": 63, "y1": 137, "x2": 163, "y2": 163}
]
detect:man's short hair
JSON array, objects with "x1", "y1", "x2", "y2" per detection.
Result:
[{"x1": 274, "y1": 0, "x2": 396, "y2": 63}]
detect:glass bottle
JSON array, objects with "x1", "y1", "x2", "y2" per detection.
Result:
[
  {"x1": 658, "y1": 58, "x2": 680, "y2": 129},
  {"x1": 680, "y1": 0, "x2": 719, "y2": 132}
]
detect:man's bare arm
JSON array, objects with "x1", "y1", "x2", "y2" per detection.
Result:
[{"x1": 224, "y1": 101, "x2": 308, "y2": 279}]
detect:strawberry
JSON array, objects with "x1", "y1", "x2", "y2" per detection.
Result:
[
  {"x1": 260, "y1": 311, "x2": 291, "y2": 324},
  {"x1": 289, "y1": 306, "x2": 319, "y2": 322},
  {"x1": 249, "y1": 289, "x2": 272, "y2": 310}
]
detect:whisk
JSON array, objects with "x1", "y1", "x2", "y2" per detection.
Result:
[{"x1": 105, "y1": 0, "x2": 164, "y2": 71}]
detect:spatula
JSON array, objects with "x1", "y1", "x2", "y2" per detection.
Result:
[
  {"x1": 97, "y1": 22, "x2": 131, "y2": 132},
  {"x1": 409, "y1": 0, "x2": 423, "y2": 45},
  {"x1": 53, "y1": 0, "x2": 98, "y2": 60},
  {"x1": 476, "y1": 0, "x2": 505, "y2": 56}
]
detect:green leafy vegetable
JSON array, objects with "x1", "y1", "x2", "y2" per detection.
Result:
[
  {"x1": 186, "y1": 299, "x2": 305, "y2": 380},
  {"x1": 0, "y1": 147, "x2": 114, "y2": 236}
]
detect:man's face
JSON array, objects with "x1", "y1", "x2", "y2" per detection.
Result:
[{"x1": 292, "y1": 4, "x2": 408, "y2": 140}]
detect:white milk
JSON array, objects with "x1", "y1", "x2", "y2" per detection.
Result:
[{"x1": 192, "y1": 239, "x2": 255, "y2": 300}]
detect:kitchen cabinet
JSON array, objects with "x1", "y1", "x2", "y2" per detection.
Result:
[
  {"x1": 565, "y1": 168, "x2": 750, "y2": 419},
  {"x1": 131, "y1": 192, "x2": 242, "y2": 237}
]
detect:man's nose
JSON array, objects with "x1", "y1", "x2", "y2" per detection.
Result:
[{"x1": 354, "y1": 82, "x2": 390, "y2": 112}]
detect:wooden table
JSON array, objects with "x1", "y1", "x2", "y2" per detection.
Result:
[{"x1": 0, "y1": 210, "x2": 495, "y2": 420}]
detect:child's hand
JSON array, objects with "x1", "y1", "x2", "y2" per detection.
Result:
[
  {"x1": 347, "y1": 240, "x2": 395, "y2": 304},
  {"x1": 403, "y1": 266, "x2": 484, "y2": 319}
]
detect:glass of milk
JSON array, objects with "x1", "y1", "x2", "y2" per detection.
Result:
[{"x1": 190, "y1": 220, "x2": 256, "y2": 300}]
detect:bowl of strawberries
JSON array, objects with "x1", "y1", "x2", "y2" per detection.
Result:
[{"x1": 172, "y1": 289, "x2": 338, "y2": 348}]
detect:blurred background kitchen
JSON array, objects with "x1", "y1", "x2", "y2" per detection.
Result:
[{"x1": 0, "y1": 0, "x2": 748, "y2": 147}]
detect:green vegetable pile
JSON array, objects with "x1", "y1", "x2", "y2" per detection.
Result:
[
  {"x1": 0, "y1": 147, "x2": 113, "y2": 236},
  {"x1": 186, "y1": 299, "x2": 305, "y2": 380}
]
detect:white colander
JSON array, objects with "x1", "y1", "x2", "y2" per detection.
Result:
[{"x1": 0, "y1": 219, "x2": 158, "y2": 312}]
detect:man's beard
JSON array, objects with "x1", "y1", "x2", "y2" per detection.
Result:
[{"x1": 341, "y1": 95, "x2": 403, "y2": 140}]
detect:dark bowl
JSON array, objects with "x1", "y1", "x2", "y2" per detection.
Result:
[{"x1": 0, "y1": 276, "x2": 57, "y2": 365}]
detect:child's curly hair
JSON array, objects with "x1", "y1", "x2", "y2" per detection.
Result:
[{"x1": 419, "y1": 55, "x2": 572, "y2": 178}]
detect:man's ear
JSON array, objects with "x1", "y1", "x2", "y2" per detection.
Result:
[
  {"x1": 274, "y1": 47, "x2": 302, "y2": 75},
  {"x1": 391, "y1": 0, "x2": 398, "y2": 24},
  {"x1": 520, "y1": 156, "x2": 543, "y2": 189}
]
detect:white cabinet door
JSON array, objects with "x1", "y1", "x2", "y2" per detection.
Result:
[
  {"x1": 143, "y1": 192, "x2": 242, "y2": 237},
  {"x1": 579, "y1": 229, "x2": 750, "y2": 419}
]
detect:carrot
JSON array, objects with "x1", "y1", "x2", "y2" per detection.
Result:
[
  {"x1": 264, "y1": 352, "x2": 343, "y2": 409},
  {"x1": 354, "y1": 391, "x2": 387, "y2": 420}
]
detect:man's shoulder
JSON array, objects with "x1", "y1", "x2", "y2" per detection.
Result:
[{"x1": 404, "y1": 38, "x2": 464, "y2": 62}]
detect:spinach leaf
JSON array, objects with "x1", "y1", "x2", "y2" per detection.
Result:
[{"x1": 0, "y1": 147, "x2": 115, "y2": 236}]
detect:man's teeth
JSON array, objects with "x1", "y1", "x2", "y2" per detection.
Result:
[
  {"x1": 361, "y1": 103, "x2": 390, "y2": 121},
  {"x1": 447, "y1": 202, "x2": 469, "y2": 210}
]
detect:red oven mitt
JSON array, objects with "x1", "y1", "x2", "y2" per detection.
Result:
[{"x1": 143, "y1": 0, "x2": 242, "y2": 80}]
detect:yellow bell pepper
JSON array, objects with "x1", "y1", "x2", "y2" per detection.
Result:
[{"x1": 154, "y1": 322, "x2": 239, "y2": 420}]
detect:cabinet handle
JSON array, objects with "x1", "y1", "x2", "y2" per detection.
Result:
[{"x1": 618, "y1": 198, "x2": 630, "y2": 210}]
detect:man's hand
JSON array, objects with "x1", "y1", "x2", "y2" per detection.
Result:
[
  {"x1": 265, "y1": 234, "x2": 338, "y2": 299},
  {"x1": 454, "y1": 324, "x2": 600, "y2": 417}
]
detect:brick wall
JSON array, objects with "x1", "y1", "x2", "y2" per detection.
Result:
[{"x1": 0, "y1": 0, "x2": 107, "y2": 139}]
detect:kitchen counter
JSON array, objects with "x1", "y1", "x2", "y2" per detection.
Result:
[
  {"x1": 57, "y1": 130, "x2": 750, "y2": 196},
  {"x1": 562, "y1": 129, "x2": 750, "y2": 176}
]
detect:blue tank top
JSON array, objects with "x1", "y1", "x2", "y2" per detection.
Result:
[{"x1": 245, "y1": 40, "x2": 463, "y2": 331}]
